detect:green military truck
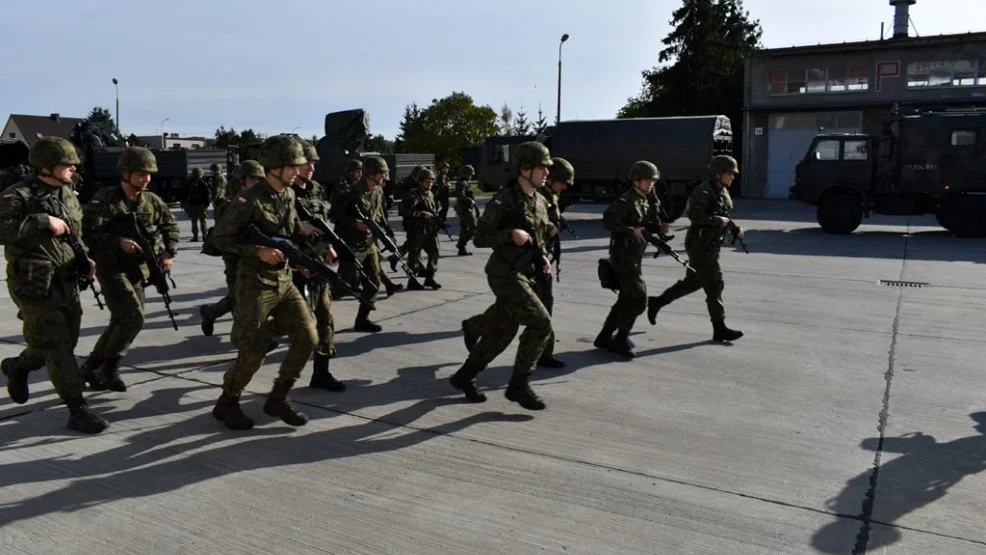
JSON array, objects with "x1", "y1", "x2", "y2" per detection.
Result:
[{"x1": 790, "y1": 107, "x2": 986, "y2": 238}]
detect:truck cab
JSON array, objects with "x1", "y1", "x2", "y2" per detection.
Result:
[{"x1": 791, "y1": 134, "x2": 876, "y2": 234}]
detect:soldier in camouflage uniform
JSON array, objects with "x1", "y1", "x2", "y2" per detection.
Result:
[
  {"x1": 399, "y1": 167, "x2": 442, "y2": 290},
  {"x1": 184, "y1": 167, "x2": 211, "y2": 241},
  {"x1": 646, "y1": 155, "x2": 744, "y2": 342},
  {"x1": 327, "y1": 159, "x2": 363, "y2": 206},
  {"x1": 0, "y1": 138, "x2": 108, "y2": 434},
  {"x1": 594, "y1": 161, "x2": 668, "y2": 358},
  {"x1": 435, "y1": 162, "x2": 451, "y2": 222},
  {"x1": 293, "y1": 141, "x2": 346, "y2": 392},
  {"x1": 211, "y1": 134, "x2": 327, "y2": 430},
  {"x1": 0, "y1": 163, "x2": 33, "y2": 189},
  {"x1": 454, "y1": 165, "x2": 478, "y2": 256},
  {"x1": 210, "y1": 163, "x2": 229, "y2": 225},
  {"x1": 199, "y1": 160, "x2": 268, "y2": 337},
  {"x1": 331, "y1": 155, "x2": 391, "y2": 332},
  {"x1": 81, "y1": 147, "x2": 180, "y2": 390},
  {"x1": 449, "y1": 142, "x2": 557, "y2": 411}
]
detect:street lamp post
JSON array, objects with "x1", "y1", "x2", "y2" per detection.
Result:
[
  {"x1": 556, "y1": 33, "x2": 569, "y2": 124},
  {"x1": 112, "y1": 78, "x2": 120, "y2": 131},
  {"x1": 160, "y1": 118, "x2": 170, "y2": 150}
]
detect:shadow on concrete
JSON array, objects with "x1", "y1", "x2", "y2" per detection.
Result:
[{"x1": 811, "y1": 412, "x2": 986, "y2": 554}]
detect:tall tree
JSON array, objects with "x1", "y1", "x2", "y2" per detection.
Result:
[
  {"x1": 395, "y1": 103, "x2": 425, "y2": 153},
  {"x1": 618, "y1": 0, "x2": 762, "y2": 133},
  {"x1": 366, "y1": 134, "x2": 395, "y2": 154},
  {"x1": 87, "y1": 106, "x2": 116, "y2": 129},
  {"x1": 398, "y1": 92, "x2": 498, "y2": 164},
  {"x1": 533, "y1": 104, "x2": 549, "y2": 136},
  {"x1": 499, "y1": 103, "x2": 514, "y2": 136},
  {"x1": 214, "y1": 126, "x2": 240, "y2": 148},
  {"x1": 513, "y1": 106, "x2": 531, "y2": 136}
]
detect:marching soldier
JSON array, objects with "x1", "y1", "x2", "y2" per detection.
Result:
[
  {"x1": 435, "y1": 162, "x2": 451, "y2": 222},
  {"x1": 594, "y1": 161, "x2": 668, "y2": 359},
  {"x1": 210, "y1": 134, "x2": 328, "y2": 430},
  {"x1": 399, "y1": 167, "x2": 442, "y2": 290},
  {"x1": 293, "y1": 141, "x2": 346, "y2": 391},
  {"x1": 0, "y1": 137, "x2": 108, "y2": 433},
  {"x1": 184, "y1": 167, "x2": 211, "y2": 241},
  {"x1": 646, "y1": 155, "x2": 744, "y2": 342},
  {"x1": 449, "y1": 142, "x2": 556, "y2": 411},
  {"x1": 210, "y1": 163, "x2": 229, "y2": 226},
  {"x1": 454, "y1": 165, "x2": 478, "y2": 256},
  {"x1": 80, "y1": 147, "x2": 180, "y2": 391}
]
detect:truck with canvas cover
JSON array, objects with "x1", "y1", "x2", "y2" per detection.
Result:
[{"x1": 790, "y1": 106, "x2": 986, "y2": 238}]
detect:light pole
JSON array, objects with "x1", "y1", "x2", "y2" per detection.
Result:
[
  {"x1": 112, "y1": 78, "x2": 120, "y2": 131},
  {"x1": 160, "y1": 118, "x2": 169, "y2": 149},
  {"x1": 556, "y1": 33, "x2": 569, "y2": 124}
]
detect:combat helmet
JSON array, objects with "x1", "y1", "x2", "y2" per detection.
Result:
[
  {"x1": 628, "y1": 161, "x2": 660, "y2": 182},
  {"x1": 548, "y1": 157, "x2": 574, "y2": 185},
  {"x1": 363, "y1": 155, "x2": 389, "y2": 175},
  {"x1": 459, "y1": 165, "x2": 475, "y2": 178},
  {"x1": 28, "y1": 137, "x2": 81, "y2": 168},
  {"x1": 514, "y1": 141, "x2": 553, "y2": 172},
  {"x1": 711, "y1": 155, "x2": 739, "y2": 175},
  {"x1": 210, "y1": 163, "x2": 221, "y2": 172},
  {"x1": 301, "y1": 141, "x2": 319, "y2": 162},
  {"x1": 191, "y1": 167, "x2": 204, "y2": 178},
  {"x1": 238, "y1": 160, "x2": 265, "y2": 179},
  {"x1": 118, "y1": 147, "x2": 159, "y2": 173},
  {"x1": 418, "y1": 167, "x2": 436, "y2": 181},
  {"x1": 258, "y1": 135, "x2": 307, "y2": 169},
  {"x1": 346, "y1": 159, "x2": 363, "y2": 172}
]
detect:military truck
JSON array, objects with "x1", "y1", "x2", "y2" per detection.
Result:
[
  {"x1": 0, "y1": 140, "x2": 31, "y2": 188},
  {"x1": 789, "y1": 107, "x2": 986, "y2": 238}
]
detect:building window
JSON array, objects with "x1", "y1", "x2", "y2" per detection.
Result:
[
  {"x1": 806, "y1": 68, "x2": 827, "y2": 93},
  {"x1": 847, "y1": 66, "x2": 869, "y2": 90},
  {"x1": 767, "y1": 65, "x2": 870, "y2": 95},
  {"x1": 844, "y1": 140, "x2": 869, "y2": 160},
  {"x1": 768, "y1": 71, "x2": 787, "y2": 94},
  {"x1": 951, "y1": 130, "x2": 977, "y2": 146},
  {"x1": 907, "y1": 60, "x2": 984, "y2": 88}
]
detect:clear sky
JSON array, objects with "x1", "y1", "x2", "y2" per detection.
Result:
[{"x1": 2, "y1": 0, "x2": 983, "y2": 141}]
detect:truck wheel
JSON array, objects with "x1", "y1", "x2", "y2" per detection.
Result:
[
  {"x1": 941, "y1": 194, "x2": 986, "y2": 238},
  {"x1": 817, "y1": 192, "x2": 863, "y2": 234}
]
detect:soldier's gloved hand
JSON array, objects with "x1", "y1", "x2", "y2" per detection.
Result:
[
  {"x1": 632, "y1": 227, "x2": 646, "y2": 243},
  {"x1": 47, "y1": 215, "x2": 70, "y2": 236},
  {"x1": 257, "y1": 246, "x2": 285, "y2": 265},
  {"x1": 511, "y1": 229, "x2": 532, "y2": 245},
  {"x1": 297, "y1": 267, "x2": 312, "y2": 279},
  {"x1": 298, "y1": 221, "x2": 322, "y2": 237},
  {"x1": 87, "y1": 258, "x2": 96, "y2": 281},
  {"x1": 159, "y1": 253, "x2": 174, "y2": 273},
  {"x1": 119, "y1": 238, "x2": 143, "y2": 254}
]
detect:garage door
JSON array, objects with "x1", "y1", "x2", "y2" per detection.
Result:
[{"x1": 765, "y1": 112, "x2": 861, "y2": 199}]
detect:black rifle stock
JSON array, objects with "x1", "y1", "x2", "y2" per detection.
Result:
[
  {"x1": 351, "y1": 205, "x2": 422, "y2": 288},
  {"x1": 512, "y1": 224, "x2": 550, "y2": 286},
  {"x1": 295, "y1": 201, "x2": 370, "y2": 284},
  {"x1": 37, "y1": 193, "x2": 104, "y2": 310},
  {"x1": 115, "y1": 212, "x2": 178, "y2": 330},
  {"x1": 725, "y1": 221, "x2": 749, "y2": 254}
]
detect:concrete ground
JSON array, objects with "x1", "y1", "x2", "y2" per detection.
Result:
[{"x1": 1, "y1": 198, "x2": 984, "y2": 554}]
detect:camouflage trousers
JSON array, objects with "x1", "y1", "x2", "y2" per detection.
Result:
[
  {"x1": 460, "y1": 273, "x2": 551, "y2": 378},
  {"x1": 10, "y1": 280, "x2": 85, "y2": 400},
  {"x1": 91, "y1": 270, "x2": 147, "y2": 359},
  {"x1": 659, "y1": 248, "x2": 725, "y2": 323},
  {"x1": 335, "y1": 247, "x2": 388, "y2": 300},
  {"x1": 456, "y1": 208, "x2": 477, "y2": 251},
  {"x1": 223, "y1": 276, "x2": 317, "y2": 396},
  {"x1": 405, "y1": 231, "x2": 439, "y2": 275},
  {"x1": 601, "y1": 254, "x2": 647, "y2": 335},
  {"x1": 202, "y1": 253, "x2": 238, "y2": 321},
  {"x1": 293, "y1": 272, "x2": 335, "y2": 357},
  {"x1": 463, "y1": 275, "x2": 556, "y2": 359},
  {"x1": 185, "y1": 204, "x2": 209, "y2": 239}
]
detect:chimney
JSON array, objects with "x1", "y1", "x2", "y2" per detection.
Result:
[
  {"x1": 49, "y1": 113, "x2": 60, "y2": 122},
  {"x1": 890, "y1": 0, "x2": 915, "y2": 39}
]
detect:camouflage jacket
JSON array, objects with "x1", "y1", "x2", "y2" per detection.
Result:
[
  {"x1": 209, "y1": 173, "x2": 227, "y2": 200},
  {"x1": 400, "y1": 187, "x2": 439, "y2": 236},
  {"x1": 454, "y1": 178, "x2": 476, "y2": 212},
  {"x1": 684, "y1": 180, "x2": 733, "y2": 251},
  {"x1": 331, "y1": 179, "x2": 384, "y2": 254},
  {"x1": 603, "y1": 187, "x2": 660, "y2": 261},
  {"x1": 0, "y1": 178, "x2": 88, "y2": 303},
  {"x1": 213, "y1": 180, "x2": 303, "y2": 287},
  {"x1": 292, "y1": 178, "x2": 331, "y2": 256},
  {"x1": 185, "y1": 177, "x2": 211, "y2": 206},
  {"x1": 83, "y1": 185, "x2": 180, "y2": 275},
  {"x1": 328, "y1": 176, "x2": 357, "y2": 222},
  {"x1": 475, "y1": 182, "x2": 555, "y2": 278},
  {"x1": 536, "y1": 187, "x2": 561, "y2": 227}
]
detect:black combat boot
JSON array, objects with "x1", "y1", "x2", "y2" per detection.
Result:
[
  {"x1": 608, "y1": 332, "x2": 636, "y2": 359},
  {"x1": 200, "y1": 305, "x2": 216, "y2": 337},
  {"x1": 383, "y1": 278, "x2": 404, "y2": 297},
  {"x1": 388, "y1": 254, "x2": 400, "y2": 273},
  {"x1": 647, "y1": 295, "x2": 669, "y2": 325},
  {"x1": 65, "y1": 397, "x2": 109, "y2": 434},
  {"x1": 263, "y1": 380, "x2": 308, "y2": 426},
  {"x1": 457, "y1": 246, "x2": 472, "y2": 256},
  {"x1": 212, "y1": 392, "x2": 255, "y2": 430},
  {"x1": 97, "y1": 356, "x2": 127, "y2": 392},
  {"x1": 712, "y1": 323, "x2": 744, "y2": 342},
  {"x1": 309, "y1": 354, "x2": 346, "y2": 392},
  {"x1": 537, "y1": 356, "x2": 566, "y2": 369},
  {"x1": 423, "y1": 272, "x2": 442, "y2": 290},
  {"x1": 449, "y1": 364, "x2": 486, "y2": 403},
  {"x1": 462, "y1": 320, "x2": 480, "y2": 353},
  {"x1": 593, "y1": 328, "x2": 615, "y2": 350},
  {"x1": 2, "y1": 357, "x2": 29, "y2": 404},
  {"x1": 266, "y1": 339, "x2": 280, "y2": 353},
  {"x1": 80, "y1": 354, "x2": 107, "y2": 391},
  {"x1": 406, "y1": 276, "x2": 425, "y2": 291},
  {"x1": 504, "y1": 370, "x2": 546, "y2": 411},
  {"x1": 354, "y1": 305, "x2": 382, "y2": 333}
]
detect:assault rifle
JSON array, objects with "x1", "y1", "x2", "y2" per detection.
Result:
[
  {"x1": 114, "y1": 212, "x2": 178, "y2": 330},
  {"x1": 37, "y1": 193, "x2": 104, "y2": 310},
  {"x1": 351, "y1": 205, "x2": 423, "y2": 289},
  {"x1": 245, "y1": 226, "x2": 364, "y2": 304},
  {"x1": 414, "y1": 202, "x2": 455, "y2": 242},
  {"x1": 642, "y1": 226, "x2": 694, "y2": 274},
  {"x1": 725, "y1": 221, "x2": 749, "y2": 254},
  {"x1": 295, "y1": 201, "x2": 369, "y2": 284},
  {"x1": 513, "y1": 224, "x2": 550, "y2": 286}
]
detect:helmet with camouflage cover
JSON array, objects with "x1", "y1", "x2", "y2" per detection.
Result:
[
  {"x1": 514, "y1": 141, "x2": 553, "y2": 172},
  {"x1": 548, "y1": 157, "x2": 574, "y2": 185},
  {"x1": 210, "y1": 163, "x2": 221, "y2": 172},
  {"x1": 440, "y1": 162, "x2": 449, "y2": 170},
  {"x1": 459, "y1": 165, "x2": 475, "y2": 178},
  {"x1": 191, "y1": 167, "x2": 204, "y2": 178},
  {"x1": 28, "y1": 137, "x2": 81, "y2": 168},
  {"x1": 710, "y1": 155, "x2": 739, "y2": 175},
  {"x1": 301, "y1": 141, "x2": 319, "y2": 162},
  {"x1": 409, "y1": 164, "x2": 425, "y2": 181},
  {"x1": 238, "y1": 160, "x2": 265, "y2": 179},
  {"x1": 118, "y1": 147, "x2": 159, "y2": 173},
  {"x1": 258, "y1": 134, "x2": 307, "y2": 168},
  {"x1": 363, "y1": 155, "x2": 388, "y2": 175},
  {"x1": 417, "y1": 167, "x2": 436, "y2": 181},
  {"x1": 346, "y1": 159, "x2": 363, "y2": 172},
  {"x1": 628, "y1": 161, "x2": 660, "y2": 182}
]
